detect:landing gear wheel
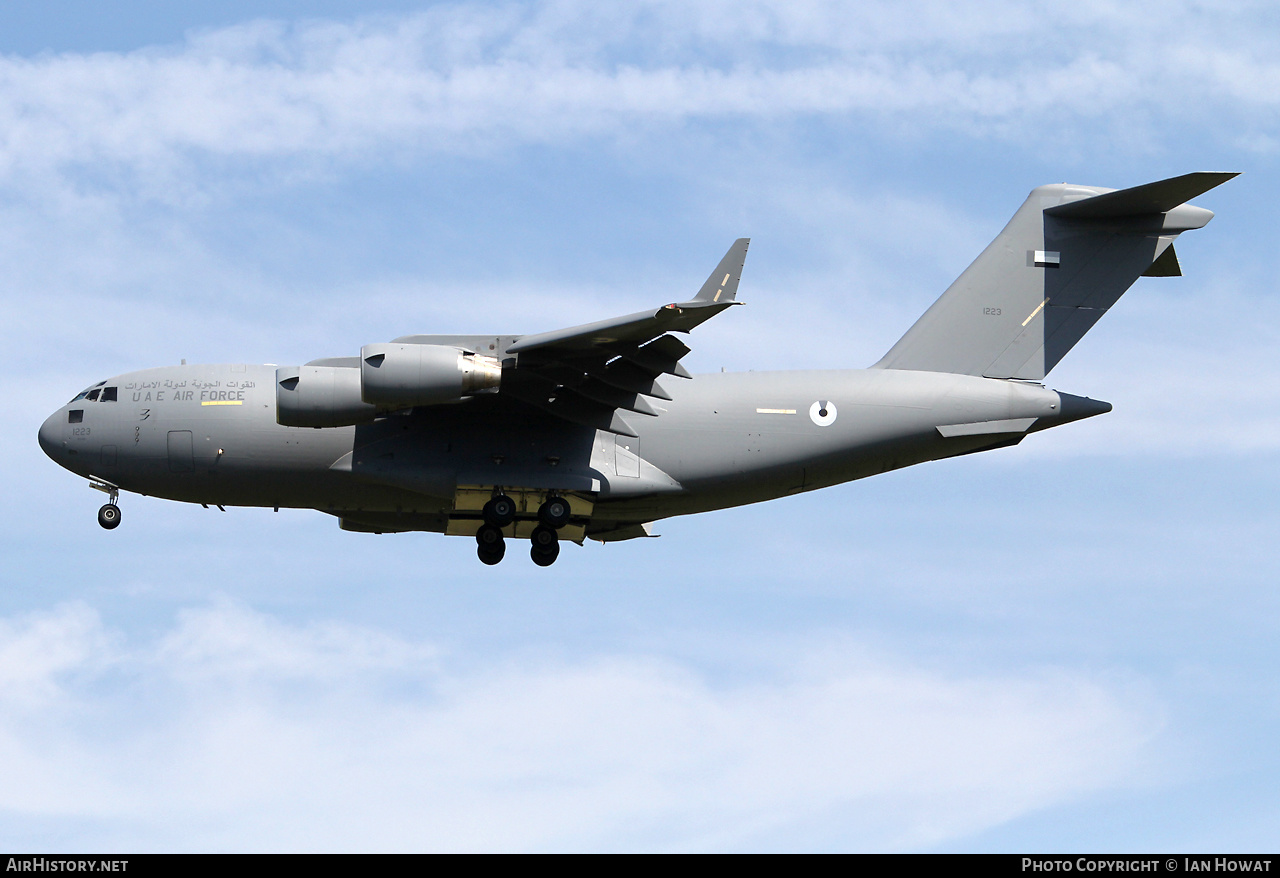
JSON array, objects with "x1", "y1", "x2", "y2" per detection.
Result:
[
  {"x1": 482, "y1": 495, "x2": 517, "y2": 527},
  {"x1": 97, "y1": 503, "x2": 121, "y2": 530},
  {"x1": 476, "y1": 523, "x2": 506, "y2": 565},
  {"x1": 538, "y1": 496, "x2": 571, "y2": 529},
  {"x1": 531, "y1": 539, "x2": 559, "y2": 567},
  {"x1": 531, "y1": 524, "x2": 558, "y2": 551},
  {"x1": 530, "y1": 524, "x2": 559, "y2": 566}
]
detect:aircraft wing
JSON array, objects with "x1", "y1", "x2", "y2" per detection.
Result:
[{"x1": 500, "y1": 238, "x2": 749, "y2": 437}]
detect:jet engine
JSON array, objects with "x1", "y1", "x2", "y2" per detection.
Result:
[
  {"x1": 275, "y1": 365, "x2": 377, "y2": 428},
  {"x1": 276, "y1": 344, "x2": 502, "y2": 427},
  {"x1": 359, "y1": 343, "x2": 502, "y2": 407}
]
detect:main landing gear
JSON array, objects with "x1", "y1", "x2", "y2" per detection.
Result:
[
  {"x1": 530, "y1": 524, "x2": 559, "y2": 567},
  {"x1": 89, "y1": 477, "x2": 121, "y2": 530},
  {"x1": 476, "y1": 523, "x2": 506, "y2": 565},
  {"x1": 537, "y1": 495, "x2": 571, "y2": 529},
  {"x1": 474, "y1": 494, "x2": 570, "y2": 566}
]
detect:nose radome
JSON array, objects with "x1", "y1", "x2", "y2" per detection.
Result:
[{"x1": 37, "y1": 412, "x2": 61, "y2": 460}]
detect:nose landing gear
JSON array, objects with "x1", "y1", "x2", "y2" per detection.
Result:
[{"x1": 89, "y1": 476, "x2": 121, "y2": 530}]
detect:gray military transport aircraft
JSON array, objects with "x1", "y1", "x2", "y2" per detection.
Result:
[{"x1": 39, "y1": 172, "x2": 1235, "y2": 566}]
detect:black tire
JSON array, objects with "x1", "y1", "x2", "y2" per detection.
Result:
[
  {"x1": 476, "y1": 523, "x2": 505, "y2": 548},
  {"x1": 531, "y1": 524, "x2": 558, "y2": 551},
  {"x1": 538, "y1": 496, "x2": 571, "y2": 529},
  {"x1": 482, "y1": 495, "x2": 517, "y2": 527},
  {"x1": 97, "y1": 504, "x2": 121, "y2": 530},
  {"x1": 478, "y1": 541, "x2": 505, "y2": 565},
  {"x1": 531, "y1": 539, "x2": 559, "y2": 567}
]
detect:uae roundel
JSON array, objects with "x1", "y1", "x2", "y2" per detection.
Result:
[{"x1": 809, "y1": 400, "x2": 837, "y2": 426}]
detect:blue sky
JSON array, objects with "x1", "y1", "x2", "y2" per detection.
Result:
[{"x1": 2, "y1": 0, "x2": 1278, "y2": 852}]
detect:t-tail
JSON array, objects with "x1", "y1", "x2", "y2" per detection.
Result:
[{"x1": 874, "y1": 172, "x2": 1238, "y2": 380}]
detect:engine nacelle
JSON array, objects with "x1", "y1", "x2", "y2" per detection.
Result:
[
  {"x1": 275, "y1": 365, "x2": 377, "y2": 428},
  {"x1": 360, "y1": 343, "x2": 502, "y2": 407}
]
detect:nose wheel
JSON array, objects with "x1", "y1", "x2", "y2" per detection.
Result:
[
  {"x1": 89, "y1": 476, "x2": 121, "y2": 530},
  {"x1": 97, "y1": 503, "x2": 121, "y2": 530}
]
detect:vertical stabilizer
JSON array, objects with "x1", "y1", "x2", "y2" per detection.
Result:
[{"x1": 873, "y1": 173, "x2": 1237, "y2": 379}]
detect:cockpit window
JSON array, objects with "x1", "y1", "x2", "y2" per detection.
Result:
[
  {"x1": 68, "y1": 410, "x2": 83, "y2": 424},
  {"x1": 87, "y1": 389, "x2": 100, "y2": 401},
  {"x1": 68, "y1": 381, "x2": 108, "y2": 404},
  {"x1": 101, "y1": 387, "x2": 117, "y2": 402}
]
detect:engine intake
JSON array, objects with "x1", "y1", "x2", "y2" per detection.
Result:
[
  {"x1": 276, "y1": 366, "x2": 377, "y2": 428},
  {"x1": 360, "y1": 343, "x2": 502, "y2": 407}
]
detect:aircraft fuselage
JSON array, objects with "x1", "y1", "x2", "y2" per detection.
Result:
[{"x1": 38, "y1": 363, "x2": 1105, "y2": 538}]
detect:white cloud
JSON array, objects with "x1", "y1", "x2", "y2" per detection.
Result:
[
  {"x1": 156, "y1": 599, "x2": 440, "y2": 682},
  {"x1": 0, "y1": 603, "x2": 114, "y2": 709},
  {"x1": 0, "y1": 1, "x2": 1277, "y2": 191},
  {"x1": 0, "y1": 601, "x2": 1162, "y2": 851}
]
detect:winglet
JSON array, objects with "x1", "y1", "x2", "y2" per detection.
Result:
[{"x1": 693, "y1": 238, "x2": 750, "y2": 304}]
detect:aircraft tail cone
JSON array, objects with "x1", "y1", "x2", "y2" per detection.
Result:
[{"x1": 1031, "y1": 391, "x2": 1112, "y2": 432}]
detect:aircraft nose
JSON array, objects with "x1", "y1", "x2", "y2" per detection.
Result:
[{"x1": 37, "y1": 411, "x2": 62, "y2": 461}]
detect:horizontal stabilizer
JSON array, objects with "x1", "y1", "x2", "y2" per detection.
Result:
[{"x1": 1045, "y1": 172, "x2": 1238, "y2": 219}]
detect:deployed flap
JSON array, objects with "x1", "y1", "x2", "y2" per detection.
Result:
[
  {"x1": 500, "y1": 369, "x2": 642, "y2": 437},
  {"x1": 874, "y1": 173, "x2": 1235, "y2": 380},
  {"x1": 502, "y1": 239, "x2": 749, "y2": 434}
]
